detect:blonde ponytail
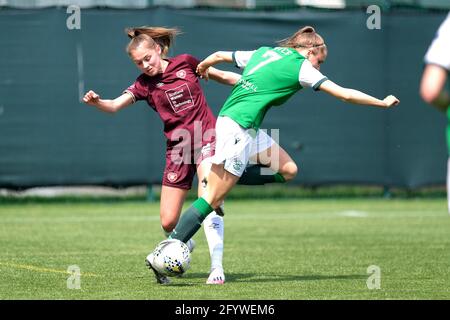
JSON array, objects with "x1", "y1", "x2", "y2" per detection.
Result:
[
  {"x1": 278, "y1": 26, "x2": 326, "y2": 53},
  {"x1": 125, "y1": 26, "x2": 181, "y2": 57}
]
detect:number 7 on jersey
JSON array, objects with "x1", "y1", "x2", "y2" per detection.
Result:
[{"x1": 246, "y1": 50, "x2": 282, "y2": 76}]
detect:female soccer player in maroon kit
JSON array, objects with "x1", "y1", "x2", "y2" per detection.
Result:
[{"x1": 83, "y1": 27, "x2": 240, "y2": 285}]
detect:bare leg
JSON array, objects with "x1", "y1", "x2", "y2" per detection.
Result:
[
  {"x1": 197, "y1": 161, "x2": 226, "y2": 284},
  {"x1": 252, "y1": 142, "x2": 298, "y2": 181},
  {"x1": 167, "y1": 166, "x2": 238, "y2": 245},
  {"x1": 160, "y1": 185, "x2": 188, "y2": 233},
  {"x1": 146, "y1": 186, "x2": 188, "y2": 285},
  {"x1": 203, "y1": 163, "x2": 240, "y2": 209}
]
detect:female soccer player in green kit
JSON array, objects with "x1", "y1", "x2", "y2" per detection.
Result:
[
  {"x1": 84, "y1": 26, "x2": 299, "y2": 285},
  {"x1": 147, "y1": 26, "x2": 400, "y2": 279}
]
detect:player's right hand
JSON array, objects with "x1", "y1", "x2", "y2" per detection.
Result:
[
  {"x1": 383, "y1": 95, "x2": 400, "y2": 108},
  {"x1": 83, "y1": 90, "x2": 100, "y2": 105},
  {"x1": 196, "y1": 63, "x2": 210, "y2": 81}
]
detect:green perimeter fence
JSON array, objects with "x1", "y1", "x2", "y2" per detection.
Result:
[{"x1": 0, "y1": 7, "x2": 449, "y2": 189}]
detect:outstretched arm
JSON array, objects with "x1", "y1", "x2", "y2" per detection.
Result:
[
  {"x1": 318, "y1": 80, "x2": 400, "y2": 108},
  {"x1": 82, "y1": 91, "x2": 134, "y2": 113},
  {"x1": 197, "y1": 51, "x2": 234, "y2": 80},
  {"x1": 207, "y1": 67, "x2": 241, "y2": 86}
]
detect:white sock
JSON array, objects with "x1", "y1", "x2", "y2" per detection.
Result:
[{"x1": 203, "y1": 211, "x2": 224, "y2": 271}]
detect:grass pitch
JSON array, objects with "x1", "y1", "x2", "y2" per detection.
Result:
[{"x1": 1, "y1": 198, "x2": 449, "y2": 300}]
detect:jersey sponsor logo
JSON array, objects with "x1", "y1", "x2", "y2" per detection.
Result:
[
  {"x1": 176, "y1": 70, "x2": 187, "y2": 79},
  {"x1": 237, "y1": 78, "x2": 258, "y2": 92},
  {"x1": 165, "y1": 83, "x2": 195, "y2": 113},
  {"x1": 167, "y1": 172, "x2": 178, "y2": 183}
]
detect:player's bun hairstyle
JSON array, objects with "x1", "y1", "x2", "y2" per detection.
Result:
[
  {"x1": 277, "y1": 26, "x2": 326, "y2": 54},
  {"x1": 125, "y1": 26, "x2": 181, "y2": 57}
]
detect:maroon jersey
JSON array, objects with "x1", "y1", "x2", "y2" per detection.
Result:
[
  {"x1": 124, "y1": 54, "x2": 216, "y2": 149},
  {"x1": 124, "y1": 54, "x2": 217, "y2": 189}
]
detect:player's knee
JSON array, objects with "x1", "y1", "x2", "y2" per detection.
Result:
[
  {"x1": 160, "y1": 215, "x2": 178, "y2": 233},
  {"x1": 281, "y1": 162, "x2": 298, "y2": 181}
]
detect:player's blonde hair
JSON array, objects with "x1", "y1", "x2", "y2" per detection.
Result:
[
  {"x1": 125, "y1": 26, "x2": 181, "y2": 57},
  {"x1": 277, "y1": 26, "x2": 326, "y2": 54}
]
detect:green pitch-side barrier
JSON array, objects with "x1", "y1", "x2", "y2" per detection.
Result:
[{"x1": 0, "y1": 8, "x2": 448, "y2": 189}]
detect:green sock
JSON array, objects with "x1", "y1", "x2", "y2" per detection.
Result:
[
  {"x1": 169, "y1": 197, "x2": 214, "y2": 243},
  {"x1": 238, "y1": 165, "x2": 286, "y2": 185}
]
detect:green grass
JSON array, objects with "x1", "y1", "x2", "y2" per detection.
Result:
[{"x1": 1, "y1": 198, "x2": 450, "y2": 299}]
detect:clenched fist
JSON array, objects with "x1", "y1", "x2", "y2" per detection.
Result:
[{"x1": 83, "y1": 90, "x2": 100, "y2": 106}]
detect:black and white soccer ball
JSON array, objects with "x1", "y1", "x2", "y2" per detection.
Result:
[{"x1": 148, "y1": 239, "x2": 191, "y2": 277}]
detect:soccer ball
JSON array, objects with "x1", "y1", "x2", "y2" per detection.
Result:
[{"x1": 148, "y1": 239, "x2": 191, "y2": 277}]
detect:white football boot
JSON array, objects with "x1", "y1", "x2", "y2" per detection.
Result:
[
  {"x1": 206, "y1": 267, "x2": 225, "y2": 285},
  {"x1": 145, "y1": 252, "x2": 170, "y2": 285}
]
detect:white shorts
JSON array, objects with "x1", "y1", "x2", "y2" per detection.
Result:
[{"x1": 212, "y1": 116, "x2": 275, "y2": 177}]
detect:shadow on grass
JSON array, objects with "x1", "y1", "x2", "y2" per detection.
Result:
[{"x1": 174, "y1": 272, "x2": 367, "y2": 284}]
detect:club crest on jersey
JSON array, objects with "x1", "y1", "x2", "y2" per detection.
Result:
[
  {"x1": 176, "y1": 70, "x2": 186, "y2": 79},
  {"x1": 167, "y1": 172, "x2": 178, "y2": 183},
  {"x1": 156, "y1": 82, "x2": 164, "y2": 88}
]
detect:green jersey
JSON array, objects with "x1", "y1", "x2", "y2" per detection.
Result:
[{"x1": 219, "y1": 46, "x2": 327, "y2": 130}]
